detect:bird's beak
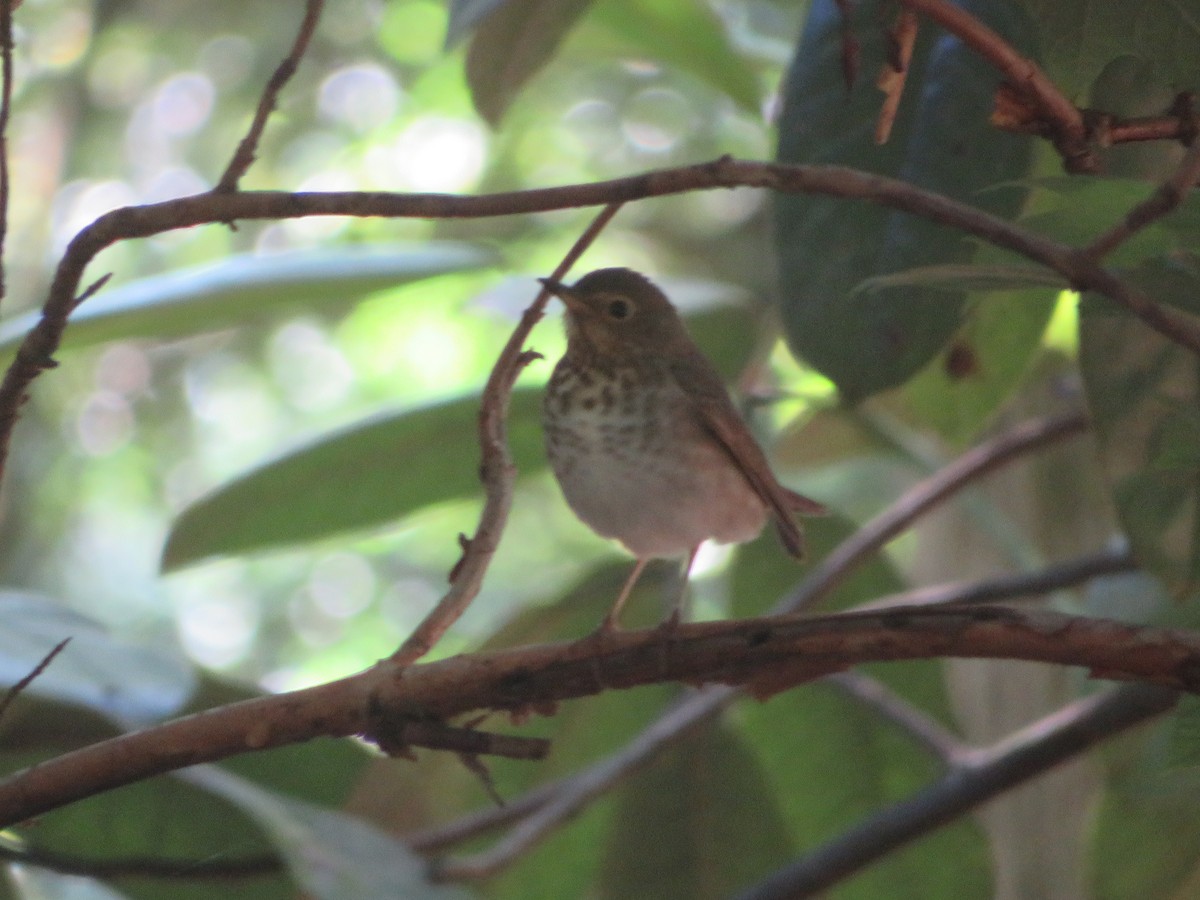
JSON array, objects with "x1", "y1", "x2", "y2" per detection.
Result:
[{"x1": 538, "y1": 277, "x2": 582, "y2": 309}]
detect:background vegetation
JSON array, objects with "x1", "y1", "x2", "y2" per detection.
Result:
[{"x1": 0, "y1": 0, "x2": 1198, "y2": 897}]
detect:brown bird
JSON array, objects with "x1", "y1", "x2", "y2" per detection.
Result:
[{"x1": 540, "y1": 267, "x2": 825, "y2": 630}]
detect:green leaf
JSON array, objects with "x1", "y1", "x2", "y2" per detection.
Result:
[
  {"x1": 6, "y1": 868, "x2": 131, "y2": 900},
  {"x1": 597, "y1": 722, "x2": 794, "y2": 899},
  {"x1": 464, "y1": 0, "x2": 595, "y2": 125},
  {"x1": 730, "y1": 512, "x2": 905, "y2": 619},
  {"x1": 773, "y1": 0, "x2": 1037, "y2": 401},
  {"x1": 0, "y1": 592, "x2": 194, "y2": 724},
  {"x1": 1016, "y1": 0, "x2": 1200, "y2": 95},
  {"x1": 589, "y1": 0, "x2": 760, "y2": 114},
  {"x1": 1022, "y1": 179, "x2": 1194, "y2": 267},
  {"x1": 161, "y1": 388, "x2": 545, "y2": 571},
  {"x1": 739, "y1": 674, "x2": 990, "y2": 899},
  {"x1": 903, "y1": 287, "x2": 1058, "y2": 445},
  {"x1": 185, "y1": 768, "x2": 468, "y2": 900},
  {"x1": 1089, "y1": 722, "x2": 1200, "y2": 898},
  {"x1": 0, "y1": 245, "x2": 495, "y2": 364},
  {"x1": 162, "y1": 300, "x2": 756, "y2": 571},
  {"x1": 1079, "y1": 255, "x2": 1200, "y2": 594},
  {"x1": 851, "y1": 264, "x2": 1066, "y2": 297},
  {"x1": 1166, "y1": 694, "x2": 1200, "y2": 769}
]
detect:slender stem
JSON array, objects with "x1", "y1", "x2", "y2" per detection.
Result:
[
  {"x1": 856, "y1": 545, "x2": 1138, "y2": 611},
  {"x1": 214, "y1": 0, "x2": 324, "y2": 192},
  {"x1": 0, "y1": 0, "x2": 13, "y2": 303},
  {"x1": 1084, "y1": 138, "x2": 1200, "y2": 260},
  {"x1": 825, "y1": 671, "x2": 966, "y2": 763},
  {"x1": 779, "y1": 410, "x2": 1089, "y2": 614},
  {"x1": 391, "y1": 203, "x2": 622, "y2": 665}
]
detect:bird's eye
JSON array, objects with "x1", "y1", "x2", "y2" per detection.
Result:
[{"x1": 607, "y1": 298, "x2": 633, "y2": 320}]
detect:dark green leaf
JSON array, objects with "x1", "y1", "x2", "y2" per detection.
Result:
[
  {"x1": 465, "y1": 0, "x2": 595, "y2": 125},
  {"x1": 1079, "y1": 254, "x2": 1200, "y2": 594},
  {"x1": 589, "y1": 0, "x2": 760, "y2": 113},
  {"x1": 773, "y1": 0, "x2": 1036, "y2": 400},
  {"x1": 903, "y1": 287, "x2": 1057, "y2": 445},
  {"x1": 161, "y1": 389, "x2": 544, "y2": 571},
  {"x1": 598, "y1": 722, "x2": 794, "y2": 899},
  {"x1": 739, "y1": 676, "x2": 990, "y2": 899},
  {"x1": 1089, "y1": 724, "x2": 1200, "y2": 898},
  {"x1": 1017, "y1": 0, "x2": 1200, "y2": 95},
  {"x1": 0, "y1": 592, "x2": 194, "y2": 725},
  {"x1": 0, "y1": 245, "x2": 494, "y2": 364},
  {"x1": 185, "y1": 768, "x2": 468, "y2": 900},
  {"x1": 852, "y1": 264, "x2": 1065, "y2": 297}
]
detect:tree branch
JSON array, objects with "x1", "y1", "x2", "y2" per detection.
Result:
[
  {"x1": 781, "y1": 410, "x2": 1089, "y2": 614},
  {"x1": 857, "y1": 544, "x2": 1137, "y2": 611},
  {"x1": 896, "y1": 0, "x2": 1090, "y2": 171},
  {"x1": 409, "y1": 544, "x2": 1137, "y2": 860},
  {"x1": 1084, "y1": 137, "x2": 1200, "y2": 260},
  {"x1": 3, "y1": 605, "x2": 1200, "y2": 829},
  {"x1": 735, "y1": 683, "x2": 1177, "y2": 899},
  {"x1": 213, "y1": 0, "x2": 323, "y2": 193},
  {"x1": 3, "y1": 158, "x2": 1189, "y2": 485}
]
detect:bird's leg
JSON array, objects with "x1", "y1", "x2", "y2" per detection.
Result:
[
  {"x1": 600, "y1": 557, "x2": 650, "y2": 632},
  {"x1": 660, "y1": 546, "x2": 699, "y2": 631}
]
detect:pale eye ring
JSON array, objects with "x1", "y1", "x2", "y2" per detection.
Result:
[{"x1": 607, "y1": 298, "x2": 632, "y2": 320}]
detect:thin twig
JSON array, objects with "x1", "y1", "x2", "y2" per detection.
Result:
[
  {"x1": 213, "y1": 0, "x2": 323, "y2": 193},
  {"x1": 391, "y1": 202, "x2": 622, "y2": 666},
  {"x1": 824, "y1": 671, "x2": 967, "y2": 764},
  {"x1": 431, "y1": 686, "x2": 736, "y2": 880},
  {"x1": 0, "y1": 638, "x2": 69, "y2": 725},
  {"x1": 897, "y1": 0, "x2": 1091, "y2": 171},
  {"x1": 734, "y1": 683, "x2": 1177, "y2": 900},
  {"x1": 856, "y1": 545, "x2": 1138, "y2": 611},
  {"x1": 0, "y1": 0, "x2": 14, "y2": 303},
  {"x1": 2, "y1": 158, "x2": 1189, "y2": 487},
  {"x1": 779, "y1": 410, "x2": 1090, "y2": 614},
  {"x1": 1084, "y1": 138, "x2": 1200, "y2": 260}
]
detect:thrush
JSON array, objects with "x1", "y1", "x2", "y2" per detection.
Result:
[{"x1": 540, "y1": 267, "x2": 825, "y2": 629}]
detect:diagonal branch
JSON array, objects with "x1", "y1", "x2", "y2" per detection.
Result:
[
  {"x1": 735, "y1": 683, "x2": 1177, "y2": 899},
  {"x1": 390, "y1": 203, "x2": 622, "y2": 666},
  {"x1": 1084, "y1": 138, "x2": 1200, "y2": 260},
  {"x1": 896, "y1": 0, "x2": 1091, "y2": 171},
  {"x1": 780, "y1": 410, "x2": 1089, "y2": 614},
  {"x1": 214, "y1": 0, "x2": 324, "y2": 193},
  {"x1": 857, "y1": 544, "x2": 1138, "y2": 611}
]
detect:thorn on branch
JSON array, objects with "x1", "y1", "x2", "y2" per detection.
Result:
[
  {"x1": 72, "y1": 272, "x2": 112, "y2": 311},
  {"x1": 449, "y1": 533, "x2": 472, "y2": 584},
  {"x1": 367, "y1": 715, "x2": 551, "y2": 763}
]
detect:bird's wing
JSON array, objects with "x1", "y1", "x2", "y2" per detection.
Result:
[{"x1": 667, "y1": 355, "x2": 826, "y2": 559}]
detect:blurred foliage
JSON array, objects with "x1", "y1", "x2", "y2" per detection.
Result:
[{"x1": 0, "y1": 0, "x2": 1197, "y2": 897}]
